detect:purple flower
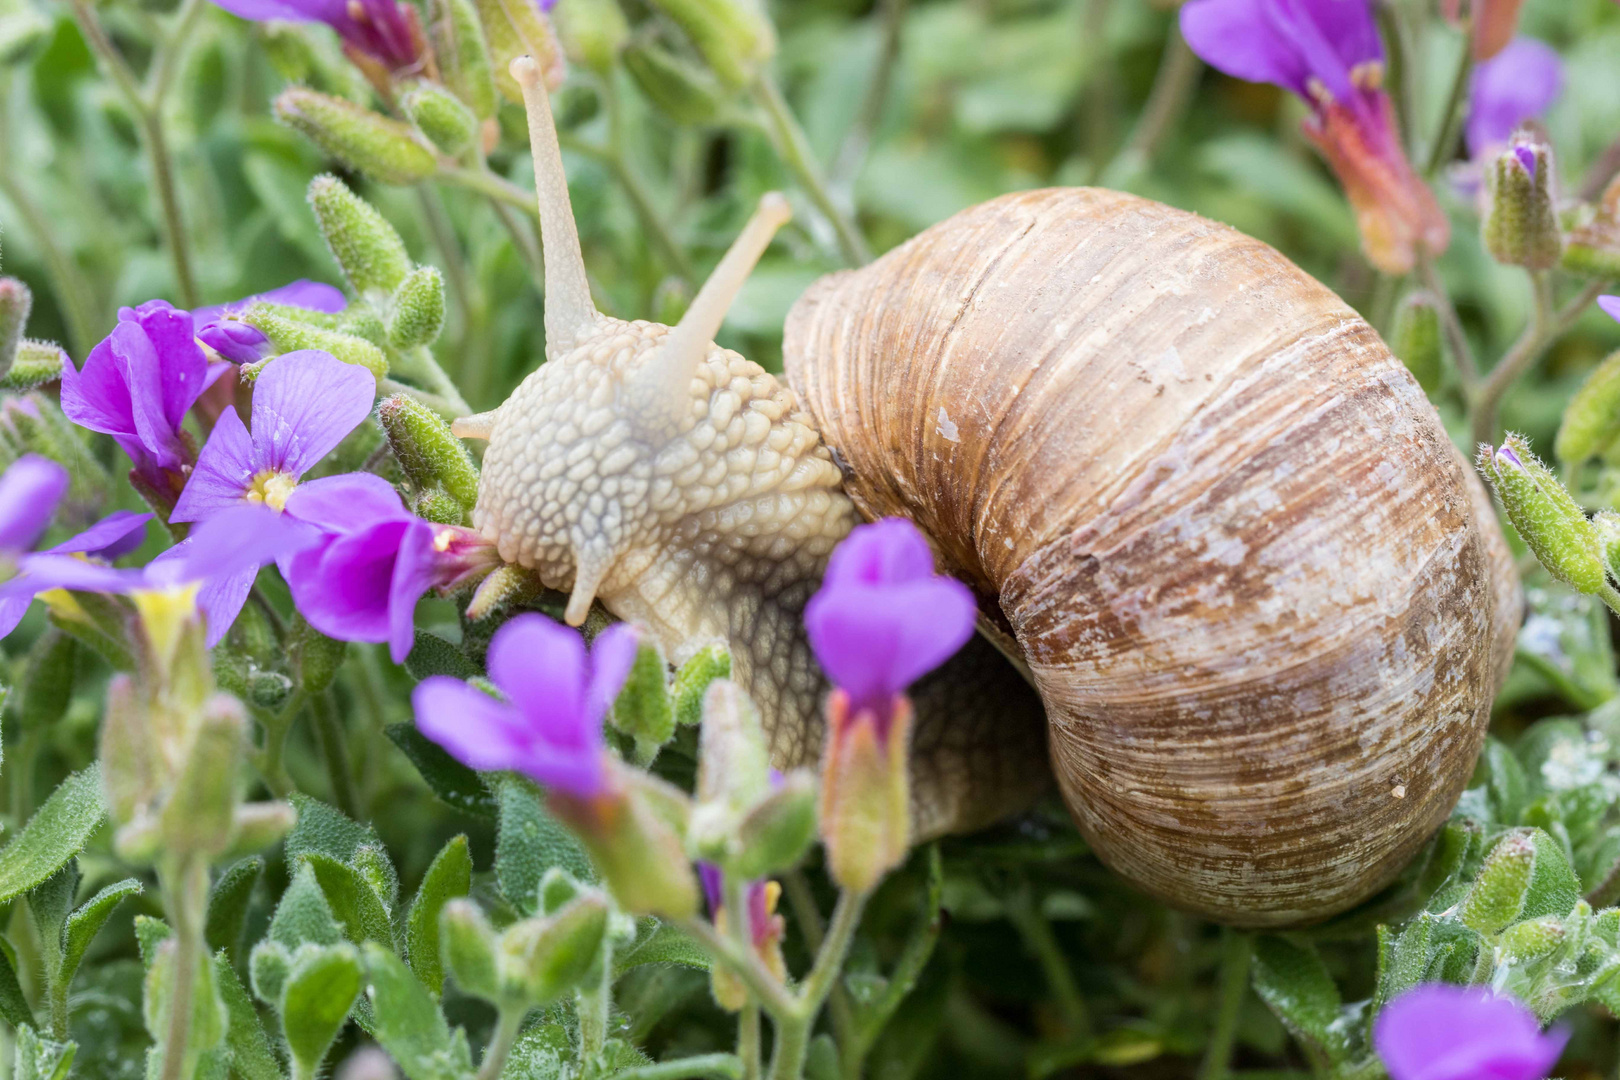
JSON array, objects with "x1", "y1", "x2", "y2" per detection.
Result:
[
  {"x1": 1374, "y1": 985, "x2": 1566, "y2": 1080},
  {"x1": 1179, "y1": 0, "x2": 1448, "y2": 274},
  {"x1": 411, "y1": 614, "x2": 639, "y2": 799},
  {"x1": 194, "y1": 280, "x2": 348, "y2": 365},
  {"x1": 280, "y1": 472, "x2": 498, "y2": 661},
  {"x1": 207, "y1": 0, "x2": 422, "y2": 70},
  {"x1": 1466, "y1": 39, "x2": 1563, "y2": 160},
  {"x1": 805, "y1": 518, "x2": 976, "y2": 719},
  {"x1": 1600, "y1": 295, "x2": 1620, "y2": 324},
  {"x1": 171, "y1": 350, "x2": 375, "y2": 523},
  {"x1": 0, "y1": 455, "x2": 69, "y2": 557},
  {"x1": 61, "y1": 300, "x2": 212, "y2": 488}
]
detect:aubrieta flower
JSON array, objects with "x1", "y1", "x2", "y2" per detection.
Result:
[
  {"x1": 171, "y1": 350, "x2": 375, "y2": 523},
  {"x1": 1374, "y1": 984, "x2": 1566, "y2": 1080},
  {"x1": 0, "y1": 455, "x2": 152, "y2": 637},
  {"x1": 1467, "y1": 39, "x2": 1563, "y2": 161},
  {"x1": 194, "y1": 280, "x2": 347, "y2": 365},
  {"x1": 412, "y1": 613, "x2": 640, "y2": 798},
  {"x1": 698, "y1": 862, "x2": 786, "y2": 1009},
  {"x1": 60, "y1": 300, "x2": 220, "y2": 496},
  {"x1": 280, "y1": 472, "x2": 499, "y2": 661},
  {"x1": 805, "y1": 518, "x2": 976, "y2": 893},
  {"x1": 207, "y1": 0, "x2": 423, "y2": 71},
  {"x1": 1179, "y1": 0, "x2": 1449, "y2": 274}
]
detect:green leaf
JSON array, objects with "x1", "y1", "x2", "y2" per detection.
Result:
[
  {"x1": 61, "y1": 877, "x2": 142, "y2": 988},
  {"x1": 215, "y1": 954, "x2": 285, "y2": 1080},
  {"x1": 406, "y1": 836, "x2": 472, "y2": 995},
  {"x1": 385, "y1": 724, "x2": 496, "y2": 819},
  {"x1": 498, "y1": 1022, "x2": 574, "y2": 1080},
  {"x1": 496, "y1": 777, "x2": 592, "y2": 915},
  {"x1": 614, "y1": 920, "x2": 710, "y2": 975},
  {"x1": 28, "y1": 861, "x2": 79, "y2": 979},
  {"x1": 0, "y1": 766, "x2": 106, "y2": 904},
  {"x1": 360, "y1": 943, "x2": 472, "y2": 1080},
  {"x1": 206, "y1": 857, "x2": 264, "y2": 956},
  {"x1": 287, "y1": 794, "x2": 399, "y2": 909},
  {"x1": 13, "y1": 1024, "x2": 76, "y2": 1080},
  {"x1": 269, "y1": 863, "x2": 345, "y2": 951},
  {"x1": 135, "y1": 915, "x2": 174, "y2": 966},
  {"x1": 19, "y1": 630, "x2": 77, "y2": 731},
  {"x1": 0, "y1": 935, "x2": 35, "y2": 1028},
  {"x1": 1249, "y1": 936, "x2": 1346, "y2": 1068},
  {"x1": 405, "y1": 631, "x2": 477, "y2": 681},
  {"x1": 303, "y1": 853, "x2": 397, "y2": 950},
  {"x1": 281, "y1": 944, "x2": 364, "y2": 1079}
]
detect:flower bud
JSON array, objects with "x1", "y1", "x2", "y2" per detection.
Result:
[
  {"x1": 551, "y1": 767, "x2": 699, "y2": 919},
  {"x1": 276, "y1": 88, "x2": 439, "y2": 185},
  {"x1": 1497, "y1": 914, "x2": 1565, "y2": 964},
  {"x1": 387, "y1": 266, "x2": 448, "y2": 350},
  {"x1": 819, "y1": 689, "x2": 911, "y2": 895},
  {"x1": 1391, "y1": 291, "x2": 1442, "y2": 394},
  {"x1": 307, "y1": 174, "x2": 416, "y2": 297},
  {"x1": 1483, "y1": 129, "x2": 1562, "y2": 270},
  {"x1": 0, "y1": 340, "x2": 67, "y2": 391},
  {"x1": 464, "y1": 563, "x2": 542, "y2": 621},
  {"x1": 378, "y1": 394, "x2": 481, "y2": 508},
  {"x1": 706, "y1": 875, "x2": 785, "y2": 1011},
  {"x1": 1562, "y1": 177, "x2": 1620, "y2": 279},
  {"x1": 413, "y1": 488, "x2": 465, "y2": 524},
  {"x1": 611, "y1": 636, "x2": 676, "y2": 761},
  {"x1": 1477, "y1": 435, "x2": 1605, "y2": 594},
  {"x1": 644, "y1": 0, "x2": 775, "y2": 90},
  {"x1": 159, "y1": 694, "x2": 248, "y2": 857},
  {"x1": 402, "y1": 84, "x2": 480, "y2": 158},
  {"x1": 622, "y1": 40, "x2": 729, "y2": 125},
  {"x1": 673, "y1": 643, "x2": 730, "y2": 726},
  {"x1": 731, "y1": 771, "x2": 817, "y2": 879},
  {"x1": 0, "y1": 276, "x2": 32, "y2": 379},
  {"x1": 475, "y1": 0, "x2": 566, "y2": 103},
  {"x1": 290, "y1": 614, "x2": 349, "y2": 695},
  {"x1": 427, "y1": 0, "x2": 497, "y2": 119},
  {"x1": 550, "y1": 0, "x2": 628, "y2": 76},
  {"x1": 223, "y1": 801, "x2": 298, "y2": 859},
  {"x1": 497, "y1": 892, "x2": 610, "y2": 1006},
  {"x1": 240, "y1": 307, "x2": 389, "y2": 380},
  {"x1": 1555, "y1": 349, "x2": 1620, "y2": 467},
  {"x1": 102, "y1": 674, "x2": 161, "y2": 838},
  {"x1": 440, "y1": 898, "x2": 502, "y2": 1001}
]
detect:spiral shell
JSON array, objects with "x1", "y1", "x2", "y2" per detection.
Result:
[{"x1": 784, "y1": 187, "x2": 1520, "y2": 926}]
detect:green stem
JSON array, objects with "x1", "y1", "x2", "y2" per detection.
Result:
[
  {"x1": 1578, "y1": 131, "x2": 1620, "y2": 202},
  {"x1": 0, "y1": 166, "x2": 102, "y2": 355},
  {"x1": 613, "y1": 1055, "x2": 745, "y2": 1080},
  {"x1": 1005, "y1": 884, "x2": 1089, "y2": 1038},
  {"x1": 576, "y1": 952, "x2": 612, "y2": 1062},
  {"x1": 1469, "y1": 272, "x2": 1605, "y2": 447},
  {"x1": 843, "y1": 848, "x2": 944, "y2": 1073},
  {"x1": 416, "y1": 184, "x2": 477, "y2": 340},
  {"x1": 676, "y1": 916, "x2": 798, "y2": 1018},
  {"x1": 1596, "y1": 582, "x2": 1620, "y2": 623},
  {"x1": 476, "y1": 1007, "x2": 526, "y2": 1080},
  {"x1": 9, "y1": 728, "x2": 40, "y2": 829},
  {"x1": 831, "y1": 0, "x2": 911, "y2": 191},
  {"x1": 600, "y1": 79, "x2": 694, "y2": 282},
  {"x1": 488, "y1": 196, "x2": 548, "y2": 295},
  {"x1": 781, "y1": 872, "x2": 855, "y2": 1051},
  {"x1": 751, "y1": 75, "x2": 871, "y2": 267},
  {"x1": 158, "y1": 856, "x2": 210, "y2": 1080},
  {"x1": 396, "y1": 345, "x2": 473, "y2": 415},
  {"x1": 377, "y1": 377, "x2": 469, "y2": 419},
  {"x1": 252, "y1": 690, "x2": 306, "y2": 799},
  {"x1": 766, "y1": 891, "x2": 867, "y2": 1080},
  {"x1": 440, "y1": 164, "x2": 537, "y2": 214},
  {"x1": 1198, "y1": 929, "x2": 1253, "y2": 1080},
  {"x1": 1416, "y1": 256, "x2": 1479, "y2": 388},
  {"x1": 738, "y1": 1006, "x2": 761, "y2": 1080},
  {"x1": 1423, "y1": 41, "x2": 1473, "y2": 179},
  {"x1": 1097, "y1": 22, "x2": 1201, "y2": 186},
  {"x1": 310, "y1": 691, "x2": 360, "y2": 818}
]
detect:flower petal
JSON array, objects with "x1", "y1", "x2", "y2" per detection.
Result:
[
  {"x1": 586, "y1": 622, "x2": 641, "y2": 725},
  {"x1": 1466, "y1": 37, "x2": 1563, "y2": 157},
  {"x1": 0, "y1": 455, "x2": 69, "y2": 553},
  {"x1": 249, "y1": 350, "x2": 377, "y2": 477},
  {"x1": 387, "y1": 519, "x2": 440, "y2": 663},
  {"x1": 192, "y1": 279, "x2": 348, "y2": 327},
  {"x1": 60, "y1": 338, "x2": 139, "y2": 444},
  {"x1": 0, "y1": 595, "x2": 29, "y2": 639},
  {"x1": 45, "y1": 510, "x2": 153, "y2": 559},
  {"x1": 127, "y1": 301, "x2": 210, "y2": 433},
  {"x1": 1181, "y1": 0, "x2": 1312, "y2": 97},
  {"x1": 288, "y1": 519, "x2": 412, "y2": 644},
  {"x1": 805, "y1": 578, "x2": 977, "y2": 706},
  {"x1": 1597, "y1": 295, "x2": 1620, "y2": 324},
  {"x1": 171, "y1": 405, "x2": 258, "y2": 523},
  {"x1": 197, "y1": 565, "x2": 260, "y2": 647},
  {"x1": 283, "y1": 472, "x2": 410, "y2": 532},
  {"x1": 413, "y1": 676, "x2": 534, "y2": 772},
  {"x1": 197, "y1": 320, "x2": 270, "y2": 365},
  {"x1": 1375, "y1": 985, "x2": 1567, "y2": 1080},
  {"x1": 205, "y1": 0, "x2": 351, "y2": 26},
  {"x1": 487, "y1": 614, "x2": 589, "y2": 745},
  {"x1": 146, "y1": 503, "x2": 315, "y2": 589}
]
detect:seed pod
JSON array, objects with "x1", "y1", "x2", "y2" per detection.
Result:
[
  {"x1": 644, "y1": 0, "x2": 774, "y2": 90},
  {"x1": 276, "y1": 89, "x2": 439, "y2": 186},
  {"x1": 0, "y1": 277, "x2": 32, "y2": 380},
  {"x1": 550, "y1": 0, "x2": 628, "y2": 75},
  {"x1": 378, "y1": 394, "x2": 481, "y2": 507},
  {"x1": 1, "y1": 340, "x2": 67, "y2": 391},
  {"x1": 1555, "y1": 349, "x2": 1620, "y2": 466}
]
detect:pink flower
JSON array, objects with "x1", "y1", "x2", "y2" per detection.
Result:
[{"x1": 1374, "y1": 985, "x2": 1566, "y2": 1080}]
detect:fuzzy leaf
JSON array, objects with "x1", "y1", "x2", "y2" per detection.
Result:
[
  {"x1": 407, "y1": 836, "x2": 472, "y2": 995},
  {"x1": 303, "y1": 853, "x2": 397, "y2": 950},
  {"x1": 61, "y1": 877, "x2": 141, "y2": 987},
  {"x1": 1249, "y1": 936, "x2": 1346, "y2": 1066},
  {"x1": 361, "y1": 943, "x2": 471, "y2": 1080},
  {"x1": 0, "y1": 936, "x2": 34, "y2": 1027},
  {"x1": 614, "y1": 920, "x2": 711, "y2": 974},
  {"x1": 206, "y1": 857, "x2": 264, "y2": 956},
  {"x1": 269, "y1": 863, "x2": 345, "y2": 951},
  {"x1": 496, "y1": 777, "x2": 592, "y2": 915},
  {"x1": 216, "y1": 954, "x2": 284, "y2": 1080},
  {"x1": 386, "y1": 724, "x2": 496, "y2": 819},
  {"x1": 0, "y1": 766, "x2": 106, "y2": 904},
  {"x1": 404, "y1": 632, "x2": 479, "y2": 682},
  {"x1": 287, "y1": 795, "x2": 399, "y2": 908},
  {"x1": 281, "y1": 944, "x2": 364, "y2": 1078}
]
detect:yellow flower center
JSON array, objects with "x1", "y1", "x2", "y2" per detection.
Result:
[{"x1": 246, "y1": 470, "x2": 298, "y2": 512}]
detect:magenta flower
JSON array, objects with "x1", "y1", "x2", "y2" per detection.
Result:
[
  {"x1": 207, "y1": 0, "x2": 423, "y2": 70},
  {"x1": 1374, "y1": 985, "x2": 1566, "y2": 1080},
  {"x1": 411, "y1": 614, "x2": 639, "y2": 799},
  {"x1": 805, "y1": 518, "x2": 976, "y2": 718},
  {"x1": 193, "y1": 280, "x2": 347, "y2": 365},
  {"x1": 171, "y1": 350, "x2": 375, "y2": 524},
  {"x1": 1467, "y1": 39, "x2": 1563, "y2": 160},
  {"x1": 1179, "y1": 0, "x2": 1448, "y2": 274},
  {"x1": 0, "y1": 455, "x2": 70, "y2": 558},
  {"x1": 280, "y1": 472, "x2": 498, "y2": 661},
  {"x1": 60, "y1": 300, "x2": 215, "y2": 489}
]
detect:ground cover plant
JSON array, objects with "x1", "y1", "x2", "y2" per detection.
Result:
[{"x1": 3, "y1": 0, "x2": 1620, "y2": 1077}]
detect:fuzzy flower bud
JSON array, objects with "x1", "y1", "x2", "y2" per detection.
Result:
[
  {"x1": 475, "y1": 0, "x2": 565, "y2": 102},
  {"x1": 673, "y1": 644, "x2": 731, "y2": 727},
  {"x1": 644, "y1": 0, "x2": 774, "y2": 90},
  {"x1": 308, "y1": 175, "x2": 414, "y2": 297},
  {"x1": 275, "y1": 89, "x2": 438, "y2": 185},
  {"x1": 0, "y1": 277, "x2": 32, "y2": 380},
  {"x1": 377, "y1": 394, "x2": 481, "y2": 508},
  {"x1": 426, "y1": 0, "x2": 497, "y2": 119},
  {"x1": 611, "y1": 635, "x2": 677, "y2": 761},
  {"x1": 623, "y1": 40, "x2": 729, "y2": 126},
  {"x1": 1477, "y1": 435, "x2": 1605, "y2": 594},
  {"x1": 387, "y1": 265, "x2": 448, "y2": 350},
  {"x1": 1563, "y1": 177, "x2": 1620, "y2": 280},
  {"x1": 239, "y1": 307, "x2": 389, "y2": 379},
  {"x1": 1483, "y1": 127, "x2": 1561, "y2": 269},
  {"x1": 1392, "y1": 291, "x2": 1443, "y2": 393},
  {"x1": 551, "y1": 0, "x2": 628, "y2": 76},
  {"x1": 700, "y1": 867, "x2": 785, "y2": 1012},
  {"x1": 402, "y1": 84, "x2": 480, "y2": 158},
  {"x1": 0, "y1": 340, "x2": 67, "y2": 391},
  {"x1": 1555, "y1": 349, "x2": 1620, "y2": 466}
]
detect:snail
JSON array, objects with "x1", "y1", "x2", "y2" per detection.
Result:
[{"x1": 455, "y1": 56, "x2": 1520, "y2": 927}]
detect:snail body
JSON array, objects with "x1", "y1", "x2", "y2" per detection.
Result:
[{"x1": 465, "y1": 59, "x2": 1517, "y2": 927}]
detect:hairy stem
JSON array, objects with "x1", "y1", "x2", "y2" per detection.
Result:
[
  {"x1": 1099, "y1": 22, "x2": 1201, "y2": 185},
  {"x1": 158, "y1": 856, "x2": 209, "y2": 1080},
  {"x1": 738, "y1": 1006, "x2": 761, "y2": 1080},
  {"x1": 1423, "y1": 41, "x2": 1473, "y2": 179},
  {"x1": 613, "y1": 1055, "x2": 746, "y2": 1080},
  {"x1": 831, "y1": 0, "x2": 910, "y2": 191},
  {"x1": 767, "y1": 891, "x2": 867, "y2": 1080},
  {"x1": 1006, "y1": 884, "x2": 1089, "y2": 1038},
  {"x1": 0, "y1": 166, "x2": 102, "y2": 354},
  {"x1": 678, "y1": 916, "x2": 798, "y2": 1018},
  {"x1": 1416, "y1": 257, "x2": 1479, "y2": 387},
  {"x1": 1198, "y1": 930, "x2": 1254, "y2": 1080},
  {"x1": 476, "y1": 1007, "x2": 526, "y2": 1080},
  {"x1": 310, "y1": 691, "x2": 360, "y2": 818},
  {"x1": 843, "y1": 847, "x2": 944, "y2": 1074},
  {"x1": 752, "y1": 75, "x2": 871, "y2": 267},
  {"x1": 1470, "y1": 274, "x2": 1609, "y2": 447}
]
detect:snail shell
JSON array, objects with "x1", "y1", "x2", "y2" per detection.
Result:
[{"x1": 784, "y1": 187, "x2": 1521, "y2": 926}]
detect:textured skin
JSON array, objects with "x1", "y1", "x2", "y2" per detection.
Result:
[
  {"x1": 783, "y1": 187, "x2": 1522, "y2": 926},
  {"x1": 472, "y1": 314, "x2": 1048, "y2": 839}
]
